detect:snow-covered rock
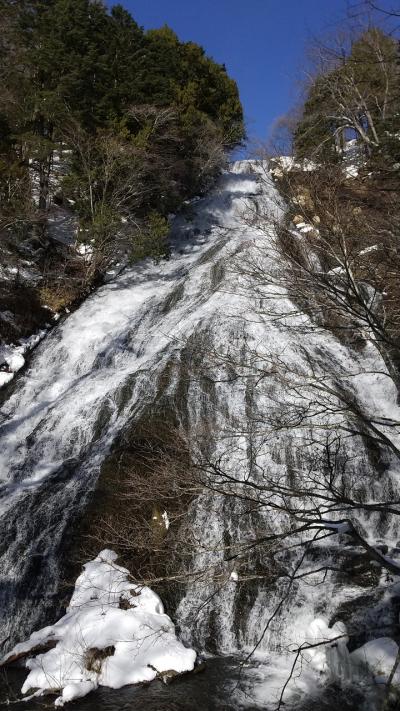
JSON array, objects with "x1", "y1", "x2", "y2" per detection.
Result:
[
  {"x1": 3, "y1": 550, "x2": 196, "y2": 706},
  {"x1": 351, "y1": 637, "x2": 400, "y2": 685},
  {"x1": 270, "y1": 156, "x2": 317, "y2": 178},
  {"x1": 0, "y1": 328, "x2": 48, "y2": 389}
]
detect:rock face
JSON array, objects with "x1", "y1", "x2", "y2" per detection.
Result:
[{"x1": 0, "y1": 162, "x2": 399, "y2": 708}]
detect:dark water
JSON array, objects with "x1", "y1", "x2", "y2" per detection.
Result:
[
  {"x1": 0, "y1": 657, "x2": 375, "y2": 711},
  {"x1": 0, "y1": 657, "x2": 266, "y2": 711}
]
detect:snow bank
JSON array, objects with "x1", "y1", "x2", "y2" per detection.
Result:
[
  {"x1": 3, "y1": 550, "x2": 196, "y2": 706},
  {"x1": 270, "y1": 156, "x2": 317, "y2": 178}
]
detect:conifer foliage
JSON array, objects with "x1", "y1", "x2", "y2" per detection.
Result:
[{"x1": 0, "y1": 0, "x2": 244, "y2": 282}]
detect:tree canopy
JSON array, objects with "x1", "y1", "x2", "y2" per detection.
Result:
[
  {"x1": 0, "y1": 0, "x2": 245, "y2": 286},
  {"x1": 294, "y1": 28, "x2": 399, "y2": 168}
]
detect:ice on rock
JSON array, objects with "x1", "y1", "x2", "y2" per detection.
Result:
[
  {"x1": 3, "y1": 550, "x2": 196, "y2": 706},
  {"x1": 304, "y1": 618, "x2": 350, "y2": 679}
]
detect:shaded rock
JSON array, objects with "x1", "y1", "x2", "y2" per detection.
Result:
[
  {"x1": 1, "y1": 638, "x2": 58, "y2": 667},
  {"x1": 84, "y1": 645, "x2": 115, "y2": 674}
]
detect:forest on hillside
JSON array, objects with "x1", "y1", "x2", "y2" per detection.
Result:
[{"x1": 0, "y1": 0, "x2": 244, "y2": 336}]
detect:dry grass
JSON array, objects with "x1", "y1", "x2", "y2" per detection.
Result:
[{"x1": 38, "y1": 284, "x2": 79, "y2": 313}]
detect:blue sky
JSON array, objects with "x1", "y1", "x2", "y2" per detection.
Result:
[
  {"x1": 118, "y1": 0, "x2": 352, "y2": 142},
  {"x1": 119, "y1": 1, "x2": 395, "y2": 144}
]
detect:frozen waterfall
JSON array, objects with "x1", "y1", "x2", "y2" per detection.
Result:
[{"x1": 1, "y1": 162, "x2": 400, "y2": 708}]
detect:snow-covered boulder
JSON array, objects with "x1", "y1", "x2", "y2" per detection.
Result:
[{"x1": 2, "y1": 550, "x2": 196, "y2": 706}]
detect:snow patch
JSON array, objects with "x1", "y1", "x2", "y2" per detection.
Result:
[{"x1": 344, "y1": 164, "x2": 359, "y2": 178}]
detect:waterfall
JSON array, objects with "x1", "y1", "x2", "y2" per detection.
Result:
[
  {"x1": 1, "y1": 162, "x2": 400, "y2": 707},
  {"x1": 0, "y1": 164, "x2": 274, "y2": 647}
]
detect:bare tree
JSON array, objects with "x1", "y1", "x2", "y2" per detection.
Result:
[{"x1": 159, "y1": 158, "x2": 400, "y2": 706}]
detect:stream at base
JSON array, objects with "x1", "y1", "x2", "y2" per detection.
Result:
[
  {"x1": 1, "y1": 657, "x2": 257, "y2": 710},
  {"x1": 0, "y1": 657, "x2": 370, "y2": 711}
]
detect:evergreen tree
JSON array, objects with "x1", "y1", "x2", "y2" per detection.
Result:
[{"x1": 0, "y1": 0, "x2": 245, "y2": 278}]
